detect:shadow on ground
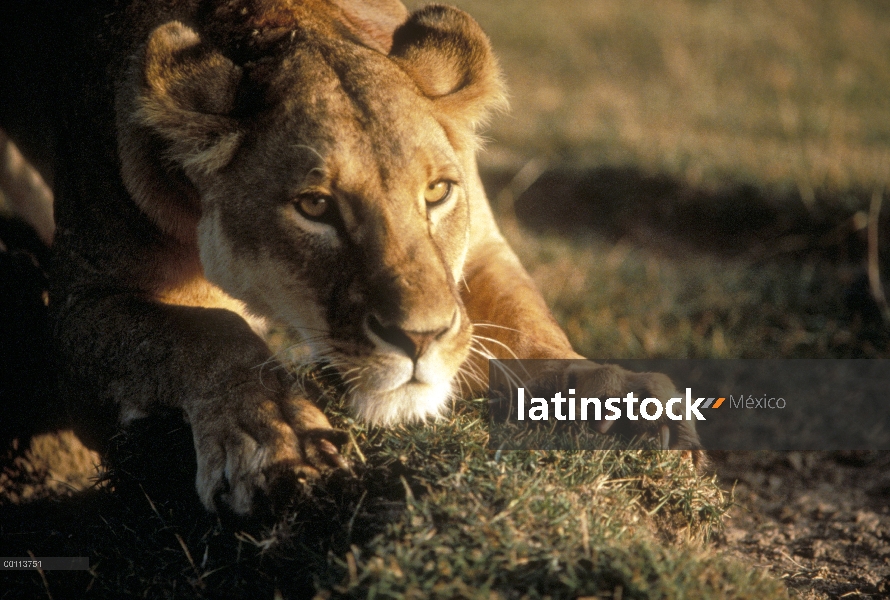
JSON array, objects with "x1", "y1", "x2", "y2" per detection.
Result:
[
  {"x1": 0, "y1": 413, "x2": 409, "y2": 599},
  {"x1": 486, "y1": 166, "x2": 889, "y2": 265}
]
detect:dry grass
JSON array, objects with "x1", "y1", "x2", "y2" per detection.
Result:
[{"x1": 445, "y1": 0, "x2": 890, "y2": 195}]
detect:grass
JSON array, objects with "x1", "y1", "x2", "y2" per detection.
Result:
[
  {"x1": 445, "y1": 0, "x2": 890, "y2": 195},
  {"x1": 319, "y1": 397, "x2": 734, "y2": 598},
  {"x1": 510, "y1": 231, "x2": 888, "y2": 359},
  {"x1": 2, "y1": 392, "x2": 789, "y2": 599}
]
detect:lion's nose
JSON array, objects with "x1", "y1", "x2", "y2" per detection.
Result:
[{"x1": 366, "y1": 312, "x2": 455, "y2": 362}]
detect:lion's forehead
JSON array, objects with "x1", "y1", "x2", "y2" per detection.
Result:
[{"x1": 266, "y1": 40, "x2": 454, "y2": 173}]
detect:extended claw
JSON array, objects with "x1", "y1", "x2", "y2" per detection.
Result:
[{"x1": 317, "y1": 437, "x2": 349, "y2": 470}]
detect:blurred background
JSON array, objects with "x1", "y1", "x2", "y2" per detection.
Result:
[{"x1": 411, "y1": 0, "x2": 890, "y2": 360}]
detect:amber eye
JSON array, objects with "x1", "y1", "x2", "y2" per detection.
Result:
[
  {"x1": 424, "y1": 180, "x2": 453, "y2": 206},
  {"x1": 295, "y1": 194, "x2": 330, "y2": 220}
]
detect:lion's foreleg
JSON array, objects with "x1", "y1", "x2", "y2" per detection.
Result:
[
  {"x1": 53, "y1": 292, "x2": 345, "y2": 514},
  {"x1": 461, "y1": 239, "x2": 583, "y2": 363}
]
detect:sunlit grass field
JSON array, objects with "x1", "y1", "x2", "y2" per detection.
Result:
[{"x1": 454, "y1": 0, "x2": 890, "y2": 194}]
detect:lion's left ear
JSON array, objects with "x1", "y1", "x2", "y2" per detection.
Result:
[{"x1": 389, "y1": 5, "x2": 506, "y2": 129}]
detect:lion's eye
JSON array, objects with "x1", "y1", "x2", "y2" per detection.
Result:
[
  {"x1": 295, "y1": 195, "x2": 331, "y2": 220},
  {"x1": 424, "y1": 180, "x2": 453, "y2": 207}
]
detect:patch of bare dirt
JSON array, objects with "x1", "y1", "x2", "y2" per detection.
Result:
[
  {"x1": 0, "y1": 430, "x2": 101, "y2": 504},
  {"x1": 714, "y1": 451, "x2": 890, "y2": 599}
]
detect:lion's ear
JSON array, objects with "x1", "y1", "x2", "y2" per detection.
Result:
[
  {"x1": 117, "y1": 21, "x2": 245, "y2": 242},
  {"x1": 389, "y1": 6, "x2": 505, "y2": 129},
  {"x1": 131, "y1": 21, "x2": 244, "y2": 177}
]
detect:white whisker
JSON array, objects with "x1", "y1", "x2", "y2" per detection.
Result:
[
  {"x1": 473, "y1": 322, "x2": 523, "y2": 336},
  {"x1": 470, "y1": 340, "x2": 529, "y2": 391}
]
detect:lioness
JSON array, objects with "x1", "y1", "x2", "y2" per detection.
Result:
[{"x1": 0, "y1": 0, "x2": 700, "y2": 515}]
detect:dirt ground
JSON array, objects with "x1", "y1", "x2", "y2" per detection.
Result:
[{"x1": 714, "y1": 451, "x2": 890, "y2": 599}]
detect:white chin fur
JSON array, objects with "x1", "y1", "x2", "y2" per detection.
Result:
[{"x1": 348, "y1": 379, "x2": 453, "y2": 426}]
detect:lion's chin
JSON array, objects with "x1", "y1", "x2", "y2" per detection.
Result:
[{"x1": 348, "y1": 379, "x2": 453, "y2": 426}]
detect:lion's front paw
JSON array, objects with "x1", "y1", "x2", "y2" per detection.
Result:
[
  {"x1": 526, "y1": 361, "x2": 704, "y2": 457},
  {"x1": 190, "y1": 394, "x2": 348, "y2": 516}
]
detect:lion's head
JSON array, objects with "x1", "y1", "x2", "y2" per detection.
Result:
[{"x1": 116, "y1": 3, "x2": 505, "y2": 425}]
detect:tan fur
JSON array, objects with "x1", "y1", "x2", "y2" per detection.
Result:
[{"x1": 3, "y1": 0, "x2": 700, "y2": 515}]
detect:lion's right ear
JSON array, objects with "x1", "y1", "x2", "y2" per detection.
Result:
[
  {"x1": 117, "y1": 21, "x2": 245, "y2": 241},
  {"x1": 133, "y1": 21, "x2": 244, "y2": 176}
]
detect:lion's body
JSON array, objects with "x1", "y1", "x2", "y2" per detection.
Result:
[{"x1": 0, "y1": 0, "x2": 699, "y2": 515}]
